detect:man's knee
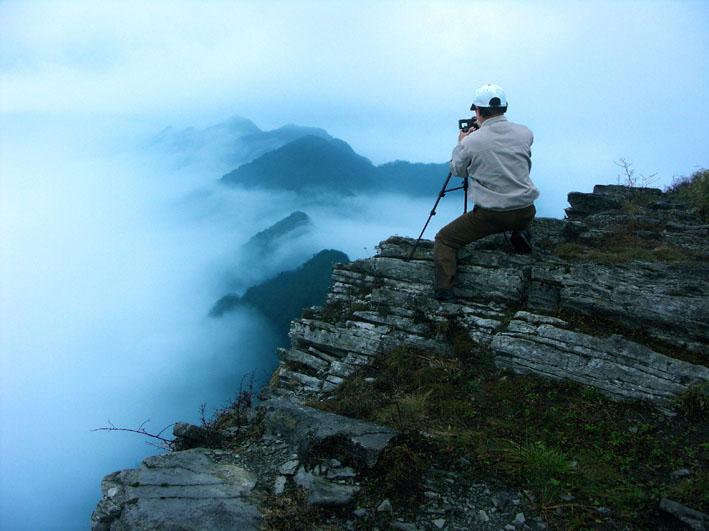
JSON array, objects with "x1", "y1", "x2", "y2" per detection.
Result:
[
  {"x1": 434, "y1": 230, "x2": 460, "y2": 252},
  {"x1": 435, "y1": 216, "x2": 473, "y2": 250}
]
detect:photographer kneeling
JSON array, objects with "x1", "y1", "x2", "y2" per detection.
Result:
[{"x1": 434, "y1": 84, "x2": 539, "y2": 302}]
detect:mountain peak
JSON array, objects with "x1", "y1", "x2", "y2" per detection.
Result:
[{"x1": 220, "y1": 135, "x2": 376, "y2": 193}]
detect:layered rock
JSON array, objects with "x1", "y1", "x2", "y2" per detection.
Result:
[
  {"x1": 91, "y1": 448, "x2": 262, "y2": 530},
  {"x1": 266, "y1": 185, "x2": 708, "y2": 404},
  {"x1": 492, "y1": 311, "x2": 706, "y2": 403},
  {"x1": 565, "y1": 184, "x2": 708, "y2": 253}
]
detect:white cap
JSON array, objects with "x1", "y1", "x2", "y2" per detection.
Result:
[{"x1": 471, "y1": 84, "x2": 508, "y2": 109}]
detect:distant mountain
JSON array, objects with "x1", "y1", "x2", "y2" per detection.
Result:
[
  {"x1": 244, "y1": 211, "x2": 313, "y2": 256},
  {"x1": 150, "y1": 116, "x2": 333, "y2": 172},
  {"x1": 220, "y1": 135, "x2": 449, "y2": 196},
  {"x1": 210, "y1": 249, "x2": 349, "y2": 344},
  {"x1": 221, "y1": 135, "x2": 378, "y2": 194}
]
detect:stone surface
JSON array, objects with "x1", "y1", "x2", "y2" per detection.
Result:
[
  {"x1": 565, "y1": 191, "x2": 623, "y2": 219},
  {"x1": 377, "y1": 499, "x2": 393, "y2": 513},
  {"x1": 527, "y1": 260, "x2": 709, "y2": 355},
  {"x1": 307, "y1": 477, "x2": 361, "y2": 507},
  {"x1": 274, "y1": 475, "x2": 286, "y2": 495},
  {"x1": 491, "y1": 311, "x2": 709, "y2": 403},
  {"x1": 660, "y1": 498, "x2": 709, "y2": 530},
  {"x1": 278, "y1": 459, "x2": 299, "y2": 475},
  {"x1": 91, "y1": 448, "x2": 262, "y2": 530},
  {"x1": 172, "y1": 421, "x2": 207, "y2": 441},
  {"x1": 261, "y1": 398, "x2": 398, "y2": 468}
]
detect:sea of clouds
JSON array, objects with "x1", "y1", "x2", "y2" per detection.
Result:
[{"x1": 0, "y1": 115, "x2": 465, "y2": 529}]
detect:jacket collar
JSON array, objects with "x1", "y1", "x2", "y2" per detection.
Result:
[{"x1": 481, "y1": 115, "x2": 508, "y2": 128}]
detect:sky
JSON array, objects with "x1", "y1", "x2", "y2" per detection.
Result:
[
  {"x1": 1, "y1": 1, "x2": 708, "y2": 529},
  {"x1": 2, "y1": 1, "x2": 707, "y2": 198}
]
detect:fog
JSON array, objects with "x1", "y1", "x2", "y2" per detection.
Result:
[
  {"x1": 0, "y1": 115, "x2": 465, "y2": 529},
  {"x1": 2, "y1": 1, "x2": 708, "y2": 528}
]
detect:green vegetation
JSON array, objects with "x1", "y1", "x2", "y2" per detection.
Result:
[
  {"x1": 221, "y1": 135, "x2": 377, "y2": 194},
  {"x1": 245, "y1": 211, "x2": 312, "y2": 254},
  {"x1": 210, "y1": 249, "x2": 349, "y2": 344},
  {"x1": 498, "y1": 440, "x2": 574, "y2": 495},
  {"x1": 310, "y1": 345, "x2": 708, "y2": 529},
  {"x1": 666, "y1": 168, "x2": 709, "y2": 223},
  {"x1": 239, "y1": 250, "x2": 350, "y2": 332},
  {"x1": 554, "y1": 233, "x2": 707, "y2": 265},
  {"x1": 674, "y1": 381, "x2": 709, "y2": 417}
]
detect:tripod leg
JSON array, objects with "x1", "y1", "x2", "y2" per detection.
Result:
[
  {"x1": 406, "y1": 172, "x2": 453, "y2": 261},
  {"x1": 463, "y1": 177, "x2": 468, "y2": 213}
]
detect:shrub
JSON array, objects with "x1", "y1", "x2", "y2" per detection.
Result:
[{"x1": 666, "y1": 168, "x2": 709, "y2": 222}]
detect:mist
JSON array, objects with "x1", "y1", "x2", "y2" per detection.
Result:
[{"x1": 0, "y1": 114, "x2": 465, "y2": 530}]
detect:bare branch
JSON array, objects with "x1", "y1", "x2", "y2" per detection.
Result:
[
  {"x1": 615, "y1": 158, "x2": 636, "y2": 187},
  {"x1": 92, "y1": 419, "x2": 176, "y2": 451},
  {"x1": 615, "y1": 158, "x2": 658, "y2": 189}
]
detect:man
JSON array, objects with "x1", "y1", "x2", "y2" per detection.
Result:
[{"x1": 433, "y1": 83, "x2": 539, "y2": 302}]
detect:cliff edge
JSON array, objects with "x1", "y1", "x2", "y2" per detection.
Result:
[{"x1": 93, "y1": 183, "x2": 709, "y2": 530}]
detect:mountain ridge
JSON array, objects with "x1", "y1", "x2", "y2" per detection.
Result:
[
  {"x1": 243, "y1": 211, "x2": 313, "y2": 257},
  {"x1": 221, "y1": 134, "x2": 449, "y2": 196}
]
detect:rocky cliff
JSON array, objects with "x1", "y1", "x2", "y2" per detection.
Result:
[{"x1": 92, "y1": 184, "x2": 709, "y2": 531}]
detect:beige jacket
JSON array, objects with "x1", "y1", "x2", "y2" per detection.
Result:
[{"x1": 450, "y1": 115, "x2": 539, "y2": 211}]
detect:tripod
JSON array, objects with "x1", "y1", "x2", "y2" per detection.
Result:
[{"x1": 407, "y1": 172, "x2": 468, "y2": 261}]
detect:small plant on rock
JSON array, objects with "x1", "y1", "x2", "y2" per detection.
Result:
[{"x1": 674, "y1": 381, "x2": 709, "y2": 417}]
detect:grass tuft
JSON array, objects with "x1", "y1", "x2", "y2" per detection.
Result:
[
  {"x1": 498, "y1": 440, "x2": 574, "y2": 503},
  {"x1": 674, "y1": 381, "x2": 709, "y2": 417}
]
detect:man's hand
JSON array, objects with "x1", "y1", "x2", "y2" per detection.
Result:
[{"x1": 458, "y1": 128, "x2": 475, "y2": 143}]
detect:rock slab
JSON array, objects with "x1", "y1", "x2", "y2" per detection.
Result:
[
  {"x1": 91, "y1": 448, "x2": 262, "y2": 530},
  {"x1": 261, "y1": 398, "x2": 398, "y2": 468}
]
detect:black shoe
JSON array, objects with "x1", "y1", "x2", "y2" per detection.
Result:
[
  {"x1": 510, "y1": 229, "x2": 532, "y2": 254},
  {"x1": 434, "y1": 288, "x2": 456, "y2": 302}
]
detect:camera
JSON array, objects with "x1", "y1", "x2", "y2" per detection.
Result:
[{"x1": 458, "y1": 117, "x2": 479, "y2": 133}]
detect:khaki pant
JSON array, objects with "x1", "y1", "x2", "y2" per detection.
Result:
[{"x1": 433, "y1": 204, "x2": 535, "y2": 290}]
